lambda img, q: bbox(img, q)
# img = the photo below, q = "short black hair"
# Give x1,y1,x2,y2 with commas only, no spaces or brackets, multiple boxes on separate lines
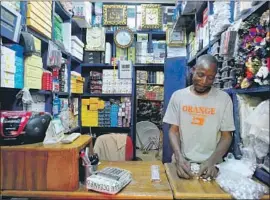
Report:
196,54,218,70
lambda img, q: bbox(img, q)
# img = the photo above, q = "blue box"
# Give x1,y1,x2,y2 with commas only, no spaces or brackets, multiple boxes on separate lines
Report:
14,75,24,88
5,44,24,56
15,56,24,64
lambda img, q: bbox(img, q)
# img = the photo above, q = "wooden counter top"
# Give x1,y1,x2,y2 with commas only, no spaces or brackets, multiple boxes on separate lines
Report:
0,135,91,152
165,163,270,199
2,161,173,200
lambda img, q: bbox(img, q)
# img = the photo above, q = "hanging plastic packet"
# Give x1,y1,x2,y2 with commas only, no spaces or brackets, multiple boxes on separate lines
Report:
43,118,65,144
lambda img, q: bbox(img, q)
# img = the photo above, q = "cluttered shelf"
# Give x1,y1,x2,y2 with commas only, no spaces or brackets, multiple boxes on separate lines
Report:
186,1,268,66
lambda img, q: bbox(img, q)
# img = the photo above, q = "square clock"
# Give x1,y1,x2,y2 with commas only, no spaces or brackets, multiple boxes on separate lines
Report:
103,5,127,25
141,4,162,29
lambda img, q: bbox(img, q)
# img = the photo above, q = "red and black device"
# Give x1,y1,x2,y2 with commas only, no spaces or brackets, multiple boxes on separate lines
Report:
0,111,51,145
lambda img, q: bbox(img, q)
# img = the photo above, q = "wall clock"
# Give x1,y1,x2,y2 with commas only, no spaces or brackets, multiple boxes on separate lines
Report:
141,4,162,29
103,5,127,25
114,27,134,49
85,27,106,51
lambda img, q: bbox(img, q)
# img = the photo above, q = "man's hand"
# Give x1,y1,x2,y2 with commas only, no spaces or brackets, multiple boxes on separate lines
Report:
198,160,219,179
176,158,193,179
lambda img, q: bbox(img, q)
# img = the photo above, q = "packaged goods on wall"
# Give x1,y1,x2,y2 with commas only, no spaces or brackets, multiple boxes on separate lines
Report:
71,36,84,61
24,55,43,90
81,97,131,128
209,1,231,41
71,71,85,94
27,1,52,39
102,70,132,94
72,1,92,28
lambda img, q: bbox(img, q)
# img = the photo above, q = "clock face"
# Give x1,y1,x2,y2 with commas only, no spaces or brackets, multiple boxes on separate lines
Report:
116,31,131,46
86,27,105,51
145,8,158,25
141,4,161,29
114,28,134,48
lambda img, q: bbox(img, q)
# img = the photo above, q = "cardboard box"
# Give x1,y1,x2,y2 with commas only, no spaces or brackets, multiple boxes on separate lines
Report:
26,19,51,39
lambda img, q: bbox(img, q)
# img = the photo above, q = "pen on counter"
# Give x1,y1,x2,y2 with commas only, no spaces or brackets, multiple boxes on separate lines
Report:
80,151,91,165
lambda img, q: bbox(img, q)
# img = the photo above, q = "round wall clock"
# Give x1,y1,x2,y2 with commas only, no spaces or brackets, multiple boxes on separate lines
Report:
114,27,134,49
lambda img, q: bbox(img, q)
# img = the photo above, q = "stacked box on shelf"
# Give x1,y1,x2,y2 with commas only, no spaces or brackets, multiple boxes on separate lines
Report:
116,47,127,61
89,71,102,94
127,42,136,64
70,71,85,94
42,71,52,90
110,104,119,127
62,22,71,53
102,70,132,94
27,2,52,39
118,98,132,128
84,51,102,64
136,71,147,84
5,44,24,88
71,36,84,61
54,13,63,43
81,98,98,127
24,55,43,89
152,41,166,64
72,1,92,28
1,46,16,88
98,102,111,127
136,41,148,64
59,61,68,92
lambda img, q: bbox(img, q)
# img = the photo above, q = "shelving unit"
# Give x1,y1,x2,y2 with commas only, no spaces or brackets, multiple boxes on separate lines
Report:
0,1,82,133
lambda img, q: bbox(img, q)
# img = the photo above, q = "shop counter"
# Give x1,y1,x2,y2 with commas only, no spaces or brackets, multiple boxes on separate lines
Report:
1,135,92,192
1,161,173,200
164,163,270,199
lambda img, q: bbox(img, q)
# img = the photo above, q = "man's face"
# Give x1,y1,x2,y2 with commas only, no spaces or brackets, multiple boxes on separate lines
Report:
192,64,217,94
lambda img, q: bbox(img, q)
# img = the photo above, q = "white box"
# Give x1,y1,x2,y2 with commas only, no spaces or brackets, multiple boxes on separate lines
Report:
62,22,71,53
2,72,15,80
1,78,14,88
